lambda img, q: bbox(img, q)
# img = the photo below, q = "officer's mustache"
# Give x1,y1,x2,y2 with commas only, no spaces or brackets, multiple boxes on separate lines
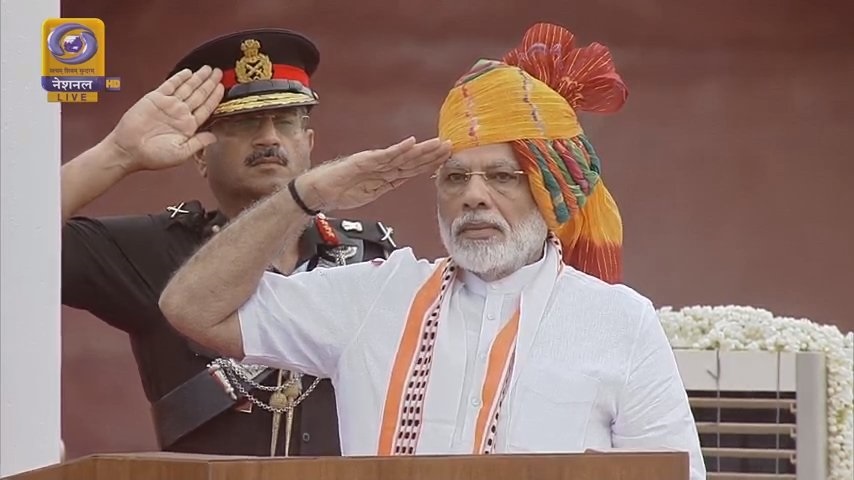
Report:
245,146,289,167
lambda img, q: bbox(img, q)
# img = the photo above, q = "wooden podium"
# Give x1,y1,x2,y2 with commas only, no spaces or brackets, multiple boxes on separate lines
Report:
4,450,689,480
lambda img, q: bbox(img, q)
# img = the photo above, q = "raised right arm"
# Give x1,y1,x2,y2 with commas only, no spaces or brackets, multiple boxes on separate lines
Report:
159,136,451,368
61,140,134,223
61,66,223,223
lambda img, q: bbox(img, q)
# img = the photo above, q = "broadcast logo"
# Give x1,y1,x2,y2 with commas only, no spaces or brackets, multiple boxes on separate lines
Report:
42,18,121,103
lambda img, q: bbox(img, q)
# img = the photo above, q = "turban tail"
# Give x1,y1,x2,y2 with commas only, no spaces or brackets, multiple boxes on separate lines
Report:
437,23,628,284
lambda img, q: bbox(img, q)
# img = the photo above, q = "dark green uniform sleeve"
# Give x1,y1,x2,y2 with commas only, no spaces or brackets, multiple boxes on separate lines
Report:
62,214,167,334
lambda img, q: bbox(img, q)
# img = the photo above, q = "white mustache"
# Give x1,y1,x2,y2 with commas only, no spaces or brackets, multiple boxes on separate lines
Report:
451,211,509,236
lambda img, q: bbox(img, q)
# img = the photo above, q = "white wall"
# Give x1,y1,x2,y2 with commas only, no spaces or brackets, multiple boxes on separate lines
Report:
0,0,62,476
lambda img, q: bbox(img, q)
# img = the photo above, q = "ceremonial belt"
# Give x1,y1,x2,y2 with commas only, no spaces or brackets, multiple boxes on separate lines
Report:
151,364,276,449
151,231,368,450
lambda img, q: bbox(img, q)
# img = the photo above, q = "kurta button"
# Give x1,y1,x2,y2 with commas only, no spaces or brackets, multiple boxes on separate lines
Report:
487,313,495,320
302,432,311,442
471,397,481,407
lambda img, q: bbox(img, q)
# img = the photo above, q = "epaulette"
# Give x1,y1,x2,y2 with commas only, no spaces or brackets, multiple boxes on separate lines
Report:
161,202,398,265
162,200,226,238
300,213,399,266
324,214,398,250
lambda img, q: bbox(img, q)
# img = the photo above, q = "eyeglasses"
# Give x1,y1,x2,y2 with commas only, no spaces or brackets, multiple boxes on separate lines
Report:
431,169,527,195
208,112,309,137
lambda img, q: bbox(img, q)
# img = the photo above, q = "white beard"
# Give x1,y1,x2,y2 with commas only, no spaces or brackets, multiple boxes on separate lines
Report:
438,208,549,280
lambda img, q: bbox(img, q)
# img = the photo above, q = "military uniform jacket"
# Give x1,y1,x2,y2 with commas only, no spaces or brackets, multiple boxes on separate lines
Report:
61,200,397,456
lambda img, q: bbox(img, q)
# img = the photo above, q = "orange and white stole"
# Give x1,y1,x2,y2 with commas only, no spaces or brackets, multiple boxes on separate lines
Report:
375,258,518,455
376,235,565,456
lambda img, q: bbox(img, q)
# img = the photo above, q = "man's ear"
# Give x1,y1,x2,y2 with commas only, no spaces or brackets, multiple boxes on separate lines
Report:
306,128,315,152
194,149,208,178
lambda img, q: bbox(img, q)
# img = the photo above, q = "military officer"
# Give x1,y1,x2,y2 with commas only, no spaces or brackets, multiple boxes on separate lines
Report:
61,28,397,457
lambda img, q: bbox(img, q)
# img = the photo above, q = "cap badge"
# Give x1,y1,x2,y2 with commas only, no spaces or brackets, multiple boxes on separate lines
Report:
235,39,273,83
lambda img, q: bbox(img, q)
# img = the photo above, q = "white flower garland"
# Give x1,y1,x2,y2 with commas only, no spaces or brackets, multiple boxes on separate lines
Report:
656,305,854,480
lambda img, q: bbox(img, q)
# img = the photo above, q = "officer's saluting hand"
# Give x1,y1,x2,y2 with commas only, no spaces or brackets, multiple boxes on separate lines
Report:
61,66,224,222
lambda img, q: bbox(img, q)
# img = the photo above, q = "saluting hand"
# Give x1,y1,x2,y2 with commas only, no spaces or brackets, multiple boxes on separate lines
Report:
297,137,452,212
105,66,224,172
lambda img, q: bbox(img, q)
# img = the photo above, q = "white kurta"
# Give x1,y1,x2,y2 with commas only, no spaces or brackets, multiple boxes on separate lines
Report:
238,243,705,479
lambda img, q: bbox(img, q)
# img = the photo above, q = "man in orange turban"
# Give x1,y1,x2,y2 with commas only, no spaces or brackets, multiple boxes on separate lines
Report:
159,23,704,480
437,23,626,285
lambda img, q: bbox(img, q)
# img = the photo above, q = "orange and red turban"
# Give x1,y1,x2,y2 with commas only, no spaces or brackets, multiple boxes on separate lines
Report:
438,23,628,284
